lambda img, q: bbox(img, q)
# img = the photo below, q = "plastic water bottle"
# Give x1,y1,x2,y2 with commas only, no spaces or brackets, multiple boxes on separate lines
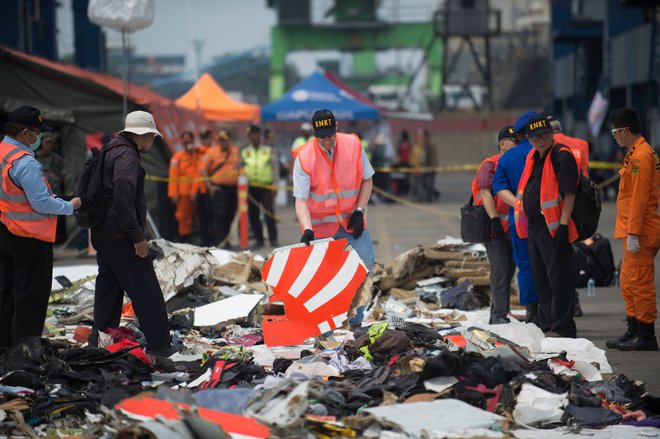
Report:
613,270,620,286
587,278,596,298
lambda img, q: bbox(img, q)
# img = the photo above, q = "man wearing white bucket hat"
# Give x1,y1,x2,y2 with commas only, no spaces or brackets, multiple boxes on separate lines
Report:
89,111,174,356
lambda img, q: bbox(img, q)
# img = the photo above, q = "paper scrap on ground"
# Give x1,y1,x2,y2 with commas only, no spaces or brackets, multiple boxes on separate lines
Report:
365,398,503,439
194,294,263,327
52,265,98,290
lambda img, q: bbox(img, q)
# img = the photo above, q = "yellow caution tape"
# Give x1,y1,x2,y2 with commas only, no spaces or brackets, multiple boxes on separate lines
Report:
146,161,622,184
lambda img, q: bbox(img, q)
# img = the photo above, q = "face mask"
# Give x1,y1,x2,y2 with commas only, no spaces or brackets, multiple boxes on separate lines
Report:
28,131,42,151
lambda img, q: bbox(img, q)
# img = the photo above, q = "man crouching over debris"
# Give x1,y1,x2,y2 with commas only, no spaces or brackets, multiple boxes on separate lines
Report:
292,109,376,328
89,111,173,356
471,126,518,324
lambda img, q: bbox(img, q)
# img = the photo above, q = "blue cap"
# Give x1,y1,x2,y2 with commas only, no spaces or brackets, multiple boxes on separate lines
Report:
513,111,538,135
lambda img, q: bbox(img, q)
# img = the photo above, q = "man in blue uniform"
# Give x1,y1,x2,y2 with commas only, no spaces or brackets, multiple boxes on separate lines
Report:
493,111,539,323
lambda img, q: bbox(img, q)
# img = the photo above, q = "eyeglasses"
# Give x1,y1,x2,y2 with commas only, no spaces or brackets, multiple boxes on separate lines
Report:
611,127,628,136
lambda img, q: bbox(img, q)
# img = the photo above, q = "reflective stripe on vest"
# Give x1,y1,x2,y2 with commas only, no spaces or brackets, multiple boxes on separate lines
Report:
0,141,57,242
242,145,273,184
471,153,510,235
513,143,578,242
297,133,365,238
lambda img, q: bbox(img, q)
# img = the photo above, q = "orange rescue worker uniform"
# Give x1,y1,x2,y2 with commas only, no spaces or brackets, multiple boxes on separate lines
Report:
471,154,510,234
615,136,660,326
294,133,366,238
168,148,203,239
201,141,240,247
555,132,589,177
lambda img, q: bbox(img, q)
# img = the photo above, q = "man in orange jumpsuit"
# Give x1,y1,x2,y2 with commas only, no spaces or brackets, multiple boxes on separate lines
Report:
607,107,660,351
168,131,203,242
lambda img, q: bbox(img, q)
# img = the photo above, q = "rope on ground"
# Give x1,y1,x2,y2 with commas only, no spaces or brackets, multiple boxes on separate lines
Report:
596,173,620,190
246,192,289,223
371,186,459,219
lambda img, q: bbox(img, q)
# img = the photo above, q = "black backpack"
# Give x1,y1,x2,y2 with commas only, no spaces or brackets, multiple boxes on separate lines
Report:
551,145,601,240
73,143,122,228
572,174,601,240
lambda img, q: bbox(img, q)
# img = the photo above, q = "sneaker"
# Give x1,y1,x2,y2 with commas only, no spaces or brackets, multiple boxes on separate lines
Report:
490,316,511,325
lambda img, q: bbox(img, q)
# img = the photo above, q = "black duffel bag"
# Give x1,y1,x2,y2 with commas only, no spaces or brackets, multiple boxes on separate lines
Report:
460,196,490,243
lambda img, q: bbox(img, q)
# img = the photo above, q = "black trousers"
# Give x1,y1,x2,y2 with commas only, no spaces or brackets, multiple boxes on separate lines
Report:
212,185,238,247
527,225,577,337
0,222,53,348
247,186,277,244
484,235,515,320
196,192,214,247
91,235,171,350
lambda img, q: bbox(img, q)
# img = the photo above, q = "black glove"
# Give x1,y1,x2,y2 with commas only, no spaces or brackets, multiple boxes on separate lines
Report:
554,224,570,252
300,229,314,246
490,217,505,239
347,210,364,239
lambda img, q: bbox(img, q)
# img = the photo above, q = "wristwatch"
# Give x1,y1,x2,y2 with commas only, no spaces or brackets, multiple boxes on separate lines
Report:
356,207,365,214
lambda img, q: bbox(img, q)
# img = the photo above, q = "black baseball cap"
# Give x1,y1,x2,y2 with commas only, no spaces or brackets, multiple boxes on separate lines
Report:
526,116,553,138
8,105,50,130
246,123,261,134
312,109,337,138
498,126,516,141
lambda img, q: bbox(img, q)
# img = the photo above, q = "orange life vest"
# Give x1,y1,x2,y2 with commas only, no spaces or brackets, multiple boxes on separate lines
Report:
295,133,366,238
471,153,510,235
514,143,578,242
555,133,589,177
0,141,57,242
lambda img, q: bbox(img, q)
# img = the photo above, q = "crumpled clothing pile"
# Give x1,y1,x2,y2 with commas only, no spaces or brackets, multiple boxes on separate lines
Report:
21,239,660,438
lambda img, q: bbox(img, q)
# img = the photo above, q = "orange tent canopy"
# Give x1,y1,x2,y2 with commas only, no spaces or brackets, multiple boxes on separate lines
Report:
176,73,260,122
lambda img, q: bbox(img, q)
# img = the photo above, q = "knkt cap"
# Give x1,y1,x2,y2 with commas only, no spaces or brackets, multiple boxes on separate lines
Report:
311,109,337,138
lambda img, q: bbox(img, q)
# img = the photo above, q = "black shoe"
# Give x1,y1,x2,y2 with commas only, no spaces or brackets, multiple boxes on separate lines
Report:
490,316,511,325
606,316,638,349
270,241,279,248
617,322,659,351
525,303,539,325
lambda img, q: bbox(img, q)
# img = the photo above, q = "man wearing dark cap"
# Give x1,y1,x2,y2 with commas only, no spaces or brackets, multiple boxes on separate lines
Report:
541,112,590,177
292,109,376,327
471,126,519,324
493,112,540,324
0,105,81,347
514,115,579,338
241,124,279,248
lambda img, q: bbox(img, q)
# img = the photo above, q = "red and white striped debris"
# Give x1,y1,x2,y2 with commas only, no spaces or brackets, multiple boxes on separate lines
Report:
261,238,368,346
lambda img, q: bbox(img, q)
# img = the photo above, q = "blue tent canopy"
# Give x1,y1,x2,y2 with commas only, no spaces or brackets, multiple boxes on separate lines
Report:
261,72,380,122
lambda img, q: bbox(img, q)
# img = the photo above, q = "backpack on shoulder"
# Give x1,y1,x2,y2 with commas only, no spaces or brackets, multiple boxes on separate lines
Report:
551,145,601,240
73,145,116,228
